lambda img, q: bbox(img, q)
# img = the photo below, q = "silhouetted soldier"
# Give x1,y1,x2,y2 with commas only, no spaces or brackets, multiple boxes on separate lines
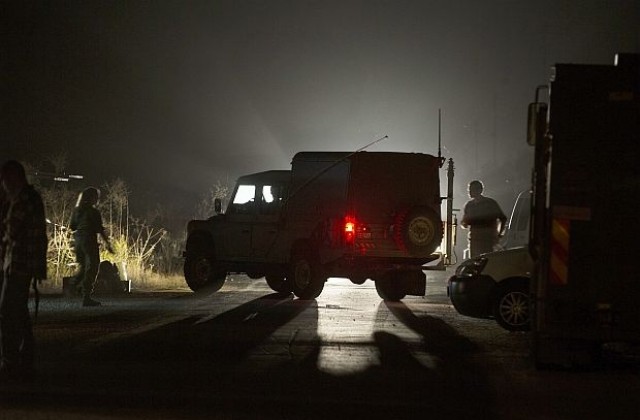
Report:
70,187,113,307
0,160,47,383
461,180,507,257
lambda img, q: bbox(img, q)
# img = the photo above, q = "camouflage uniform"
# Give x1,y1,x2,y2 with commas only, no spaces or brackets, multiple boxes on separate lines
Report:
462,195,507,257
0,184,47,379
70,203,105,300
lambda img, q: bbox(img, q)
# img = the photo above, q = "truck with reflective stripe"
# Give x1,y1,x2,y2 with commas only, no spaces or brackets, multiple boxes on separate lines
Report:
527,53,640,367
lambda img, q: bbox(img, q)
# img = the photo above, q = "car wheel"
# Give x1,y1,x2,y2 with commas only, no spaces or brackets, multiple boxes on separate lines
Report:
375,273,407,301
184,253,226,293
290,249,325,300
493,282,530,331
265,274,292,293
395,206,443,257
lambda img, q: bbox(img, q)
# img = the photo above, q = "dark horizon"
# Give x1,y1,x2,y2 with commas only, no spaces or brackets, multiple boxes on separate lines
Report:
3,0,638,221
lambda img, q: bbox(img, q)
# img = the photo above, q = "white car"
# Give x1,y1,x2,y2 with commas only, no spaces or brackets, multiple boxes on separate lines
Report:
447,246,533,331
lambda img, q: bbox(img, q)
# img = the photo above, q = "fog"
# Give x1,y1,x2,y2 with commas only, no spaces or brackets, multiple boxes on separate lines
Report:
3,0,638,221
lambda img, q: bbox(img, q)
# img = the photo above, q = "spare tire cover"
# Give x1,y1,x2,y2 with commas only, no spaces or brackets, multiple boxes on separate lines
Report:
395,207,443,257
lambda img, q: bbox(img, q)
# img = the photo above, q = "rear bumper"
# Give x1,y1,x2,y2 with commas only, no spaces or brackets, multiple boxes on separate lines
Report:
327,254,439,278
342,253,439,266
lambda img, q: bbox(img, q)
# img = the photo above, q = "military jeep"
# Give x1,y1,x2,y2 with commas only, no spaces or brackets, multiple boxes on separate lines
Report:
184,151,444,300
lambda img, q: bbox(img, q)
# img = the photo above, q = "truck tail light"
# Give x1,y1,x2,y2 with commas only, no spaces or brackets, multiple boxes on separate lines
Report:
344,216,356,245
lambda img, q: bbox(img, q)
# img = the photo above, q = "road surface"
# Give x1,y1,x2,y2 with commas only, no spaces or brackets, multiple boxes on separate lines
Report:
1,270,639,419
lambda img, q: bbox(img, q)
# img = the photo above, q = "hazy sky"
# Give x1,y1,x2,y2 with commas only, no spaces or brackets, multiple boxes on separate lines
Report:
3,0,638,220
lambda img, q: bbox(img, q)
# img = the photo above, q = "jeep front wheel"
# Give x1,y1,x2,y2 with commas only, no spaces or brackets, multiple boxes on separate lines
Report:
184,254,226,293
290,253,325,300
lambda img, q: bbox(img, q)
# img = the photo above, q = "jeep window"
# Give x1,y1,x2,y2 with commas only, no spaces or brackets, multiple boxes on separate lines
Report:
260,185,285,215
229,184,256,214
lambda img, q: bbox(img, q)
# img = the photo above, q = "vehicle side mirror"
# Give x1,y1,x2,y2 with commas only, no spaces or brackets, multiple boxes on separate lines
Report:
527,102,548,146
214,198,222,214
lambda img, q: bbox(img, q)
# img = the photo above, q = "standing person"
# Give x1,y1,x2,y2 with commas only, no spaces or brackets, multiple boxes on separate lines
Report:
0,160,47,383
70,187,113,307
461,180,507,257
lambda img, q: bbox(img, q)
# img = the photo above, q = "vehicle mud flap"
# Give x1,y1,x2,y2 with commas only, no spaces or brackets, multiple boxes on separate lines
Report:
404,270,426,296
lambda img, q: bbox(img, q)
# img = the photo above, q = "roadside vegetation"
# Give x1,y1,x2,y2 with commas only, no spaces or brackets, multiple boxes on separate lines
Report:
25,155,229,292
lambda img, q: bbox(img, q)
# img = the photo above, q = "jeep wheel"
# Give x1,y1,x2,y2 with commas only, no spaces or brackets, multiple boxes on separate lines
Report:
265,275,292,294
290,252,325,300
184,254,226,293
375,273,406,301
350,276,367,285
493,282,530,331
395,207,443,257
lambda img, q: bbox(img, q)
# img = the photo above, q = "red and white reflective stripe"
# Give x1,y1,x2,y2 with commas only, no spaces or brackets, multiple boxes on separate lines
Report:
550,218,570,285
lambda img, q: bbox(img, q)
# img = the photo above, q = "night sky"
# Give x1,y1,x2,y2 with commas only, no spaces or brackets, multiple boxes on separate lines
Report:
3,0,638,221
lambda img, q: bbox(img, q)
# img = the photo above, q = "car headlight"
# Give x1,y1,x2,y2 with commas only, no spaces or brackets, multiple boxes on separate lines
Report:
455,256,488,277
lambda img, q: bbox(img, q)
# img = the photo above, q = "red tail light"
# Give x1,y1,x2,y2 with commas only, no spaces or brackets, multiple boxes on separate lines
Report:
344,216,356,244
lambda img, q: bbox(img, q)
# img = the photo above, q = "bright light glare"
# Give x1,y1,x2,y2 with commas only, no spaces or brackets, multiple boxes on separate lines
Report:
314,279,435,375
262,185,274,203
344,222,355,232
316,279,376,375
233,185,255,204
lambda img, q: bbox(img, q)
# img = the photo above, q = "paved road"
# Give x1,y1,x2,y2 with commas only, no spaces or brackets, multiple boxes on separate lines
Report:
1,270,639,419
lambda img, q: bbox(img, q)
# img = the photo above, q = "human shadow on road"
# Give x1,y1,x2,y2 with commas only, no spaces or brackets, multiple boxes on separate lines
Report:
29,295,496,419
100,292,311,360
382,300,497,417
54,292,316,394
238,300,497,420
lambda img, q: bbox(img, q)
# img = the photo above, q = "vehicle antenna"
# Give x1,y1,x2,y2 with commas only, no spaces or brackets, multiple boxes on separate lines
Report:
438,108,445,168
355,134,389,153
286,135,389,202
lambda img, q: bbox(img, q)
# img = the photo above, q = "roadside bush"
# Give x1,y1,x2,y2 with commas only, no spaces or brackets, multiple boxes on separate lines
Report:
24,156,227,291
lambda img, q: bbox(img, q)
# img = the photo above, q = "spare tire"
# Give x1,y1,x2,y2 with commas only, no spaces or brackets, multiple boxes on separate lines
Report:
394,206,443,257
